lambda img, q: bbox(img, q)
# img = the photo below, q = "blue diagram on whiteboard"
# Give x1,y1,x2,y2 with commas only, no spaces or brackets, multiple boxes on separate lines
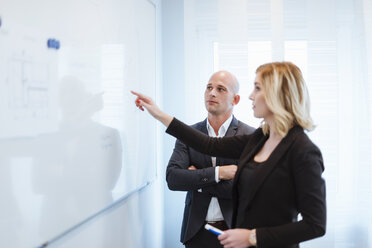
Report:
0,27,58,137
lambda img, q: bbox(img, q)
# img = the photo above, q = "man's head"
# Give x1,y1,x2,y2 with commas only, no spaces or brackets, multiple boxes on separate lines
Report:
204,70,240,117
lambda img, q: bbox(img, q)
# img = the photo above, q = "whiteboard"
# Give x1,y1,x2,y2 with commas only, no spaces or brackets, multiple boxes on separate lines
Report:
0,0,156,246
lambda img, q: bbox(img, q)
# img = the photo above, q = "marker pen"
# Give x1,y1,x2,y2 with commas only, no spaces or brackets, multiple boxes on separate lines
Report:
204,223,225,235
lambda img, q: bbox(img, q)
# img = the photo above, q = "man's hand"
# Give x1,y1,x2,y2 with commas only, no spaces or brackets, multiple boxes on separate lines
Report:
218,165,238,180
188,165,197,170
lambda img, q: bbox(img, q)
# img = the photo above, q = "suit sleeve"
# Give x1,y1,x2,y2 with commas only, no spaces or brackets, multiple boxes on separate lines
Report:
201,179,233,199
166,139,218,191
166,118,248,159
257,145,326,247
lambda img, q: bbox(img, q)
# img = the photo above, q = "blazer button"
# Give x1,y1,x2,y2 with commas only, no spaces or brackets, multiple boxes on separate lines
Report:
202,178,208,182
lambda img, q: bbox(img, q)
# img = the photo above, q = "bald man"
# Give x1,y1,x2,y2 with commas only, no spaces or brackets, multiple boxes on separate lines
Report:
166,71,255,248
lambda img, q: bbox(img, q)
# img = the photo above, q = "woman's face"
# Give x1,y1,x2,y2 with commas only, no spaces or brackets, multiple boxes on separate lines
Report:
249,74,273,120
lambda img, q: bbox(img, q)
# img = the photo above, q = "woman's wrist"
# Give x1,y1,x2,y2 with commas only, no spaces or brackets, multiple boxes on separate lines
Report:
159,112,173,127
249,229,257,247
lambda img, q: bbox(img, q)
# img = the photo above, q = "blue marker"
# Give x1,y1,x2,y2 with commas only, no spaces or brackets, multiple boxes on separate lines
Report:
204,223,225,235
55,40,60,49
47,38,61,50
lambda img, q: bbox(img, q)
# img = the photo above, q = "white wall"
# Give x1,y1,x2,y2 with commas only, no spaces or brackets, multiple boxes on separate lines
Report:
161,0,186,247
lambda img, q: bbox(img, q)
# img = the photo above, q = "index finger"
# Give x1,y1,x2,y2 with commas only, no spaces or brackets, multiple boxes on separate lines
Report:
131,91,149,99
130,90,141,97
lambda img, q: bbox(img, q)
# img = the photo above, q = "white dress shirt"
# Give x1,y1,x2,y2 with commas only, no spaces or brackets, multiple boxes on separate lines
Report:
205,115,233,222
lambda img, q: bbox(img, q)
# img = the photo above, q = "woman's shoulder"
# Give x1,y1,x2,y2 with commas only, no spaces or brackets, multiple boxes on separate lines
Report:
289,126,322,154
288,126,324,171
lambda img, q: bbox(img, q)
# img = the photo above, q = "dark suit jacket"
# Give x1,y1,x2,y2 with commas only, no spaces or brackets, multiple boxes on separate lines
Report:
166,116,255,244
166,118,326,248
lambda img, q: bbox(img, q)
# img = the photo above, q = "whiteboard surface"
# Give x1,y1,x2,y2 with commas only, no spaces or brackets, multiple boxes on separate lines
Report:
0,0,156,246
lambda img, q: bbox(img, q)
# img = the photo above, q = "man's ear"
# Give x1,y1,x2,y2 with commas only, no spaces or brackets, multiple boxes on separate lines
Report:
233,94,240,105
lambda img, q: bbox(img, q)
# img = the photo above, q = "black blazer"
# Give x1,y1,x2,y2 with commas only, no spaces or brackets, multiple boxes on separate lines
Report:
166,117,255,244
166,118,326,248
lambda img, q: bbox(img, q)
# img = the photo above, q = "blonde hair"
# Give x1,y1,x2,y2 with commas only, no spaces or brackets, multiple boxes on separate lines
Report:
256,62,315,137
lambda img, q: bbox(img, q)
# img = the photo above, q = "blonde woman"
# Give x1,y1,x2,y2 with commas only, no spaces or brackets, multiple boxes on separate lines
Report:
132,62,326,248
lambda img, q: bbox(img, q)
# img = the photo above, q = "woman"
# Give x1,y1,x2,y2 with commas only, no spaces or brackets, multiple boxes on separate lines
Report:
132,62,326,248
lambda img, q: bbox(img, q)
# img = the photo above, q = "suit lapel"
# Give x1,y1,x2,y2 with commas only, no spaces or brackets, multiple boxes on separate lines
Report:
234,126,303,210
198,119,212,168
233,130,267,190
199,119,208,135
198,116,241,168
225,116,238,137
216,116,238,166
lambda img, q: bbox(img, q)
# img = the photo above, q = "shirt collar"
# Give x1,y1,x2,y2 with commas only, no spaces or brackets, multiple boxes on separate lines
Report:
206,115,233,137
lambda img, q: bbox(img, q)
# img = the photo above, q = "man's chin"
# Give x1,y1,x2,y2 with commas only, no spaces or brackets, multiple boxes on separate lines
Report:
207,109,220,115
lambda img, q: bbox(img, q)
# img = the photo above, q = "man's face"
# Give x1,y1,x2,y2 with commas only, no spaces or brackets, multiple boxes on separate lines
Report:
204,72,236,116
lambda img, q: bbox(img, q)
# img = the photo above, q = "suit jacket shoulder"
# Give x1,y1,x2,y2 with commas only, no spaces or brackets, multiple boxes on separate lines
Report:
235,120,255,135
191,116,255,136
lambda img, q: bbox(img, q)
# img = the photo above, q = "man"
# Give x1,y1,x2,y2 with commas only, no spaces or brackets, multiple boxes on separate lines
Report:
166,71,255,248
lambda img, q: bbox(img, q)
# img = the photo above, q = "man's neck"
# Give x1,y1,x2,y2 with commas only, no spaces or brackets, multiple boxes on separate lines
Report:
207,112,232,135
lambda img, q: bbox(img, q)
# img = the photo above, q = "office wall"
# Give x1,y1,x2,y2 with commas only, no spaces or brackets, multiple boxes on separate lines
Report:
162,0,186,247
0,0,162,247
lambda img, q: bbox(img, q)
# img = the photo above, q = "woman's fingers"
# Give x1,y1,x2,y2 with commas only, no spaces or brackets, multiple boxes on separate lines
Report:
131,90,173,127
130,90,142,98
131,90,152,104
134,98,144,111
132,91,150,111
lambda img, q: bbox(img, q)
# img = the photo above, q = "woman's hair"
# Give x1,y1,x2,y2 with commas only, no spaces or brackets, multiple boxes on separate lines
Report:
256,61,315,137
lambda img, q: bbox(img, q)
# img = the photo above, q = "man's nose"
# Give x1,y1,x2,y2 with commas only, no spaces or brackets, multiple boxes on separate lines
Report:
209,88,217,97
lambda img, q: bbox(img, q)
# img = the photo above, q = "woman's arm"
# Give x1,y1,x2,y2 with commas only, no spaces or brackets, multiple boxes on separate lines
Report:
131,91,248,159
166,118,247,159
